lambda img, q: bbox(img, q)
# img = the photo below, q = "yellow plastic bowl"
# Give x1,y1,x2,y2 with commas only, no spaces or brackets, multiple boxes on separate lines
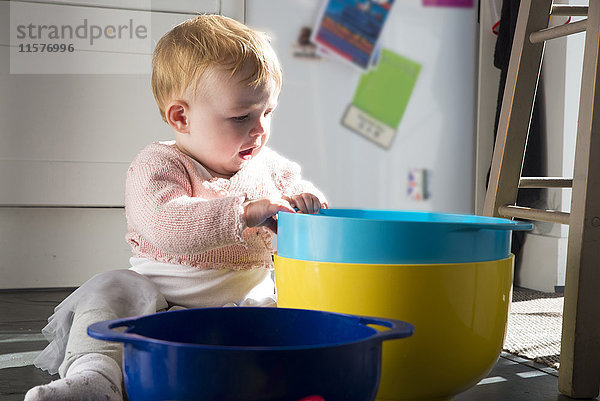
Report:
275,255,514,401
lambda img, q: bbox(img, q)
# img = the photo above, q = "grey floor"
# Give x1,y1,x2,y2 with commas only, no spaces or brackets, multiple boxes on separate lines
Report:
0,289,597,401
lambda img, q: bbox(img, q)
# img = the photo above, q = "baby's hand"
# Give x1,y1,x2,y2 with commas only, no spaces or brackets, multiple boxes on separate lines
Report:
284,193,326,214
243,197,296,233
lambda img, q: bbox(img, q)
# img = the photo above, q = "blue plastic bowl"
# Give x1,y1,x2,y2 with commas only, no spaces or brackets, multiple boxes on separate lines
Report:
88,307,414,401
277,209,532,264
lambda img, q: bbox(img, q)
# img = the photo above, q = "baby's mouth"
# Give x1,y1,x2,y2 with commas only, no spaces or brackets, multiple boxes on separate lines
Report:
239,147,254,160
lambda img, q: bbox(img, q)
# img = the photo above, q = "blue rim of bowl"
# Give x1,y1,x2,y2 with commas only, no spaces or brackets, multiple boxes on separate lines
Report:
279,209,533,231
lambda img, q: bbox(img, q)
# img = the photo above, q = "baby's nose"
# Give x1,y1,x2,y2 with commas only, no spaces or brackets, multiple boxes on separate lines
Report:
250,119,265,135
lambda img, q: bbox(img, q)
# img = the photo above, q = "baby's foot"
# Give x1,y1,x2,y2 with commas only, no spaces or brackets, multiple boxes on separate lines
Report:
25,353,122,401
24,370,122,401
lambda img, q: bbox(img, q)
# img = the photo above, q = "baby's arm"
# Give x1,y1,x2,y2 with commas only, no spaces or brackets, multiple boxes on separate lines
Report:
126,155,248,254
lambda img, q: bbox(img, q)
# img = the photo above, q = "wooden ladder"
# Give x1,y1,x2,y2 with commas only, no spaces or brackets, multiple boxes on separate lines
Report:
483,0,600,397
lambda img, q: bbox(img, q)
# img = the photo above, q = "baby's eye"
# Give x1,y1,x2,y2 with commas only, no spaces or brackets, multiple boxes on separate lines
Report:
232,114,249,122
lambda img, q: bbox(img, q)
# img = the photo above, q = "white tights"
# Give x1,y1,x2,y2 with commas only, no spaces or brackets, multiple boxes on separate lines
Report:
27,266,276,400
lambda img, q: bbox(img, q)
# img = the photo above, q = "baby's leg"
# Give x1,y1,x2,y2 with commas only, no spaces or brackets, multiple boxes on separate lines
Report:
25,269,167,401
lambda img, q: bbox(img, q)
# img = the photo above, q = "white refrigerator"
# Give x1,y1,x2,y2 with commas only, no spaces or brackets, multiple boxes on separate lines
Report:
246,0,478,213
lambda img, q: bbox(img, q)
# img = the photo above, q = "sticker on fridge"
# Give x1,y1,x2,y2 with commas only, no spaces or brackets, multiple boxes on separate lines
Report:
342,49,421,148
407,168,430,201
311,0,395,70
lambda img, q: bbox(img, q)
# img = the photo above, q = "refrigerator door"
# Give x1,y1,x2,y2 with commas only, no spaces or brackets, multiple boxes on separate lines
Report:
246,0,477,213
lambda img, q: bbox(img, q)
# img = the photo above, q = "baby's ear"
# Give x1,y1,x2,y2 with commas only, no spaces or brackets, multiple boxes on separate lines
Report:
165,100,190,134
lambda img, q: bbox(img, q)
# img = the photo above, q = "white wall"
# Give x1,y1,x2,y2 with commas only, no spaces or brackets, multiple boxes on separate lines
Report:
0,207,131,288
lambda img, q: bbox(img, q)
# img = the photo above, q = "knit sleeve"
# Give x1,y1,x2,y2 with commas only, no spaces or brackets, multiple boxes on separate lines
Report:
125,150,246,255
266,149,327,204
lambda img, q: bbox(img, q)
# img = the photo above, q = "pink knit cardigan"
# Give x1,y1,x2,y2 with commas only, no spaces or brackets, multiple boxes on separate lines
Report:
125,141,325,270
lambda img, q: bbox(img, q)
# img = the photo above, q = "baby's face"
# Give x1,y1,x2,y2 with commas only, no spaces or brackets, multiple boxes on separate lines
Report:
178,66,279,178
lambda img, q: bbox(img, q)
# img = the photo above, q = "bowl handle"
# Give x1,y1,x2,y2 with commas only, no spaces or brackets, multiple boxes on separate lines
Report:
359,316,414,342
87,316,146,345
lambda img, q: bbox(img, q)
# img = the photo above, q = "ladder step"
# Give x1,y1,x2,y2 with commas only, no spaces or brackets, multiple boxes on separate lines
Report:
551,5,588,16
519,177,573,188
530,18,587,43
498,205,570,225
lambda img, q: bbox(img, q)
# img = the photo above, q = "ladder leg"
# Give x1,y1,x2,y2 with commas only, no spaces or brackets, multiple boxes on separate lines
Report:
559,0,600,397
483,0,552,217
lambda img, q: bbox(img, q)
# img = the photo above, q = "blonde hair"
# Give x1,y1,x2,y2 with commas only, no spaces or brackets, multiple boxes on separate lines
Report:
152,14,282,121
